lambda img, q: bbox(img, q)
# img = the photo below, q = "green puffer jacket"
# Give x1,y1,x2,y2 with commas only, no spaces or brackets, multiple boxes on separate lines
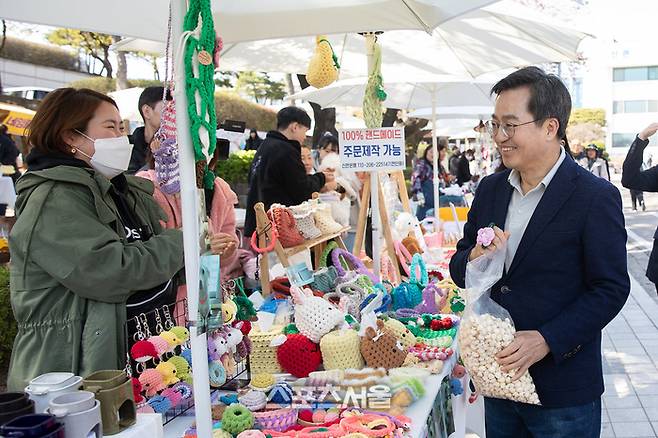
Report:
7,165,184,391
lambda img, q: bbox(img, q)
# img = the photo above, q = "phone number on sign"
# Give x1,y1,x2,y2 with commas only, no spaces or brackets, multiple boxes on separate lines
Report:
343,161,405,169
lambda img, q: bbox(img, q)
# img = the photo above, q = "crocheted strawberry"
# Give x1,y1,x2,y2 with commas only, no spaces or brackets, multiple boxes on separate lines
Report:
275,333,322,377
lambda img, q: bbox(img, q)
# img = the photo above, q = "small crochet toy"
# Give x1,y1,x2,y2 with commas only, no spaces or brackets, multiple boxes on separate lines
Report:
290,286,345,343
238,390,267,412
131,377,144,404
212,403,226,421
269,382,294,406
209,361,227,387
148,335,171,358
221,324,244,354
168,356,192,380
220,394,239,405
156,361,180,386
221,404,255,435
208,332,229,361
173,382,193,400
214,430,233,438
360,320,408,369
160,330,183,349
162,387,183,408
294,210,322,239
249,373,276,392
382,319,417,349
148,395,172,414
306,35,340,88
170,326,190,343
233,320,252,336
131,340,159,364
272,333,322,378
222,300,238,324
476,226,495,247
181,348,193,365
139,369,166,397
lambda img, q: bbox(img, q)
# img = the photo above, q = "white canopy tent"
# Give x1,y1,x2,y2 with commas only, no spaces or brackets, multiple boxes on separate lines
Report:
2,0,495,43
409,105,493,120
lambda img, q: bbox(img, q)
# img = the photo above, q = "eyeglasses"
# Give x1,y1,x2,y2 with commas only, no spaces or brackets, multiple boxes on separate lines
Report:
485,119,540,139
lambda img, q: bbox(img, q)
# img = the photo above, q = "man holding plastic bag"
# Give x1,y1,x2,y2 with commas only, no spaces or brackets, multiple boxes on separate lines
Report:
449,67,630,438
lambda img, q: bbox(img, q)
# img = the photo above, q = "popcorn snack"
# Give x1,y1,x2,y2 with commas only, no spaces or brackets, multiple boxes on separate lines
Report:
459,313,540,405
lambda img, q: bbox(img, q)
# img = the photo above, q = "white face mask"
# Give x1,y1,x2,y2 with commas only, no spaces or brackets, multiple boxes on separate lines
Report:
75,130,134,179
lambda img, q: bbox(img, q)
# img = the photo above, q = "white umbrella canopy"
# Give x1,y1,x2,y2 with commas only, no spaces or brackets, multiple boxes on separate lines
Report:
409,105,493,120
288,75,494,110
108,87,145,122
115,1,587,79
2,0,495,43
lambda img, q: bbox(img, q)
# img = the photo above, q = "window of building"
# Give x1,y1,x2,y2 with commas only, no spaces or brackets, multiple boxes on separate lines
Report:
613,101,624,114
624,100,647,113
612,133,637,148
613,66,658,81
650,100,658,112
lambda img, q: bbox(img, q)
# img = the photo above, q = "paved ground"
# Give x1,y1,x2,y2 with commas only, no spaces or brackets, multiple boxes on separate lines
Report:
602,172,658,437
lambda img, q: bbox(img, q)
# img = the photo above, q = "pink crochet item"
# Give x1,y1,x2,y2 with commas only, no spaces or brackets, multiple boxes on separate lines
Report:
162,387,183,407
139,369,166,397
476,227,495,247
148,335,171,358
253,408,298,432
237,431,266,438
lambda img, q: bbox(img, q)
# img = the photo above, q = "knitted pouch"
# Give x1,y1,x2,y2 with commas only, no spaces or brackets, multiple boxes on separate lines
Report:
248,326,284,374
268,205,305,248
392,254,428,310
306,35,339,89
320,329,364,370
294,211,322,240
311,266,338,293
313,204,344,235
331,248,379,285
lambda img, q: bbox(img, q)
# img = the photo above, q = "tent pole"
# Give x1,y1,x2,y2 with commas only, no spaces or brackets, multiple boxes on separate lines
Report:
172,0,213,436
365,33,381,278
432,85,440,228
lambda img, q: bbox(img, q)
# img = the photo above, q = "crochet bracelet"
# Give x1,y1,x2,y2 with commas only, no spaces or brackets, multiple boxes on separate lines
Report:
409,254,428,288
250,228,278,254
340,414,396,437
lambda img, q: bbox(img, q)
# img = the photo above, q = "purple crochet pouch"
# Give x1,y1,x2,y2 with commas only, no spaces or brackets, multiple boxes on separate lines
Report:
154,138,180,195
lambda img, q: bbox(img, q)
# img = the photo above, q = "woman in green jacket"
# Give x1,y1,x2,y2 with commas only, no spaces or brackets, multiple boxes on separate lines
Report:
7,88,184,391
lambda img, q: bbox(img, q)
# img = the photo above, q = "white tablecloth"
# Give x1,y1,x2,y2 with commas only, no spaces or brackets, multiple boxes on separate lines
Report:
0,176,16,208
113,413,164,438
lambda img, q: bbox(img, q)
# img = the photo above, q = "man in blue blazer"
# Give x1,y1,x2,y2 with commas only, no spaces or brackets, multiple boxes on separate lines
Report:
449,67,630,438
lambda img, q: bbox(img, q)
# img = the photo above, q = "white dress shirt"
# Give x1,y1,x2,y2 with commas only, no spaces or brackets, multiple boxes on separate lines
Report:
504,148,567,270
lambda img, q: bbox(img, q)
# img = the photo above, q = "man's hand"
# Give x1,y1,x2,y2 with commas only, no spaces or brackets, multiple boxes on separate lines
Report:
468,226,509,261
496,330,550,381
639,123,658,141
210,232,237,262
322,181,338,192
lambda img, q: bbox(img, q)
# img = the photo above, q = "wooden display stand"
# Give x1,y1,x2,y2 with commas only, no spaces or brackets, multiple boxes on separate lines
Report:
353,170,410,281
253,202,349,296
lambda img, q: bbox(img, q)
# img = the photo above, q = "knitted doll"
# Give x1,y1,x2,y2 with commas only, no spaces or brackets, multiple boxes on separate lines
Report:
360,320,408,369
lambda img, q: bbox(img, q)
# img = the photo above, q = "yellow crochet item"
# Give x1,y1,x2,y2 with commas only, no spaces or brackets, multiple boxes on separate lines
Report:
306,35,339,89
156,362,180,386
320,329,364,370
213,429,233,438
250,373,276,391
222,300,238,324
248,326,283,374
383,319,417,349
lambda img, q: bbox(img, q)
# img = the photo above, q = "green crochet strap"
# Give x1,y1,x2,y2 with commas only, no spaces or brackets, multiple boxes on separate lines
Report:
318,38,340,70
283,323,299,335
407,325,458,339
234,287,256,321
319,241,347,269
183,0,217,162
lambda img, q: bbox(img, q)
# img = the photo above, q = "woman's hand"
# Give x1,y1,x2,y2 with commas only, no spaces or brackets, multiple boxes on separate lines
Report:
210,232,237,263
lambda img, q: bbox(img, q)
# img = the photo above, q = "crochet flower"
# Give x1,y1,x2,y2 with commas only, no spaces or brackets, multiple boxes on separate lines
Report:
476,227,495,247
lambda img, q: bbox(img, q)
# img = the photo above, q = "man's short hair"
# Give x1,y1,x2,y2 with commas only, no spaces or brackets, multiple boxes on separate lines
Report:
138,86,171,121
277,106,311,130
490,66,572,141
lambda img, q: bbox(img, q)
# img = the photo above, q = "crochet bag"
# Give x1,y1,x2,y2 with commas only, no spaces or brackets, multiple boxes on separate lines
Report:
290,286,345,343
273,333,322,378
313,203,344,235
320,329,364,370
269,205,305,248
248,325,284,374
311,266,338,293
392,254,427,310
294,211,322,240
306,35,340,89
253,408,298,432
331,248,379,285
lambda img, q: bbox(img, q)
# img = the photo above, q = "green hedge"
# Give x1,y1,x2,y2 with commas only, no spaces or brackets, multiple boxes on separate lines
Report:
215,91,276,132
0,266,15,368
0,37,82,72
68,78,164,94
214,150,256,184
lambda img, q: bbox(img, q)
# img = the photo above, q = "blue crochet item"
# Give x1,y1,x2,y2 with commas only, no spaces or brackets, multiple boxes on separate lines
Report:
359,290,391,314
269,382,294,406
181,349,193,366
220,394,239,405
148,395,172,413
392,254,427,310
450,378,464,396
209,361,227,387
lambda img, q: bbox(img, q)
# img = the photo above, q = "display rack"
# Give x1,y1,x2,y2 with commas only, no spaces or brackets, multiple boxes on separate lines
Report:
252,202,349,295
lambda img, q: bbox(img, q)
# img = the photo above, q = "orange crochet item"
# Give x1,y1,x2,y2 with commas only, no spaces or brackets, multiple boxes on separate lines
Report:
268,205,305,248
402,236,423,256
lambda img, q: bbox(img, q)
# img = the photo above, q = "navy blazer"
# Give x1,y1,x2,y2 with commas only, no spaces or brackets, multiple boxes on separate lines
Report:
449,155,630,408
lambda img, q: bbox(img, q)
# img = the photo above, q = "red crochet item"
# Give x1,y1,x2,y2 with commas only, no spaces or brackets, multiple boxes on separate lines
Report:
270,277,324,299
233,320,252,336
276,334,322,377
131,377,144,404
298,410,314,423
268,206,305,248
131,339,159,362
